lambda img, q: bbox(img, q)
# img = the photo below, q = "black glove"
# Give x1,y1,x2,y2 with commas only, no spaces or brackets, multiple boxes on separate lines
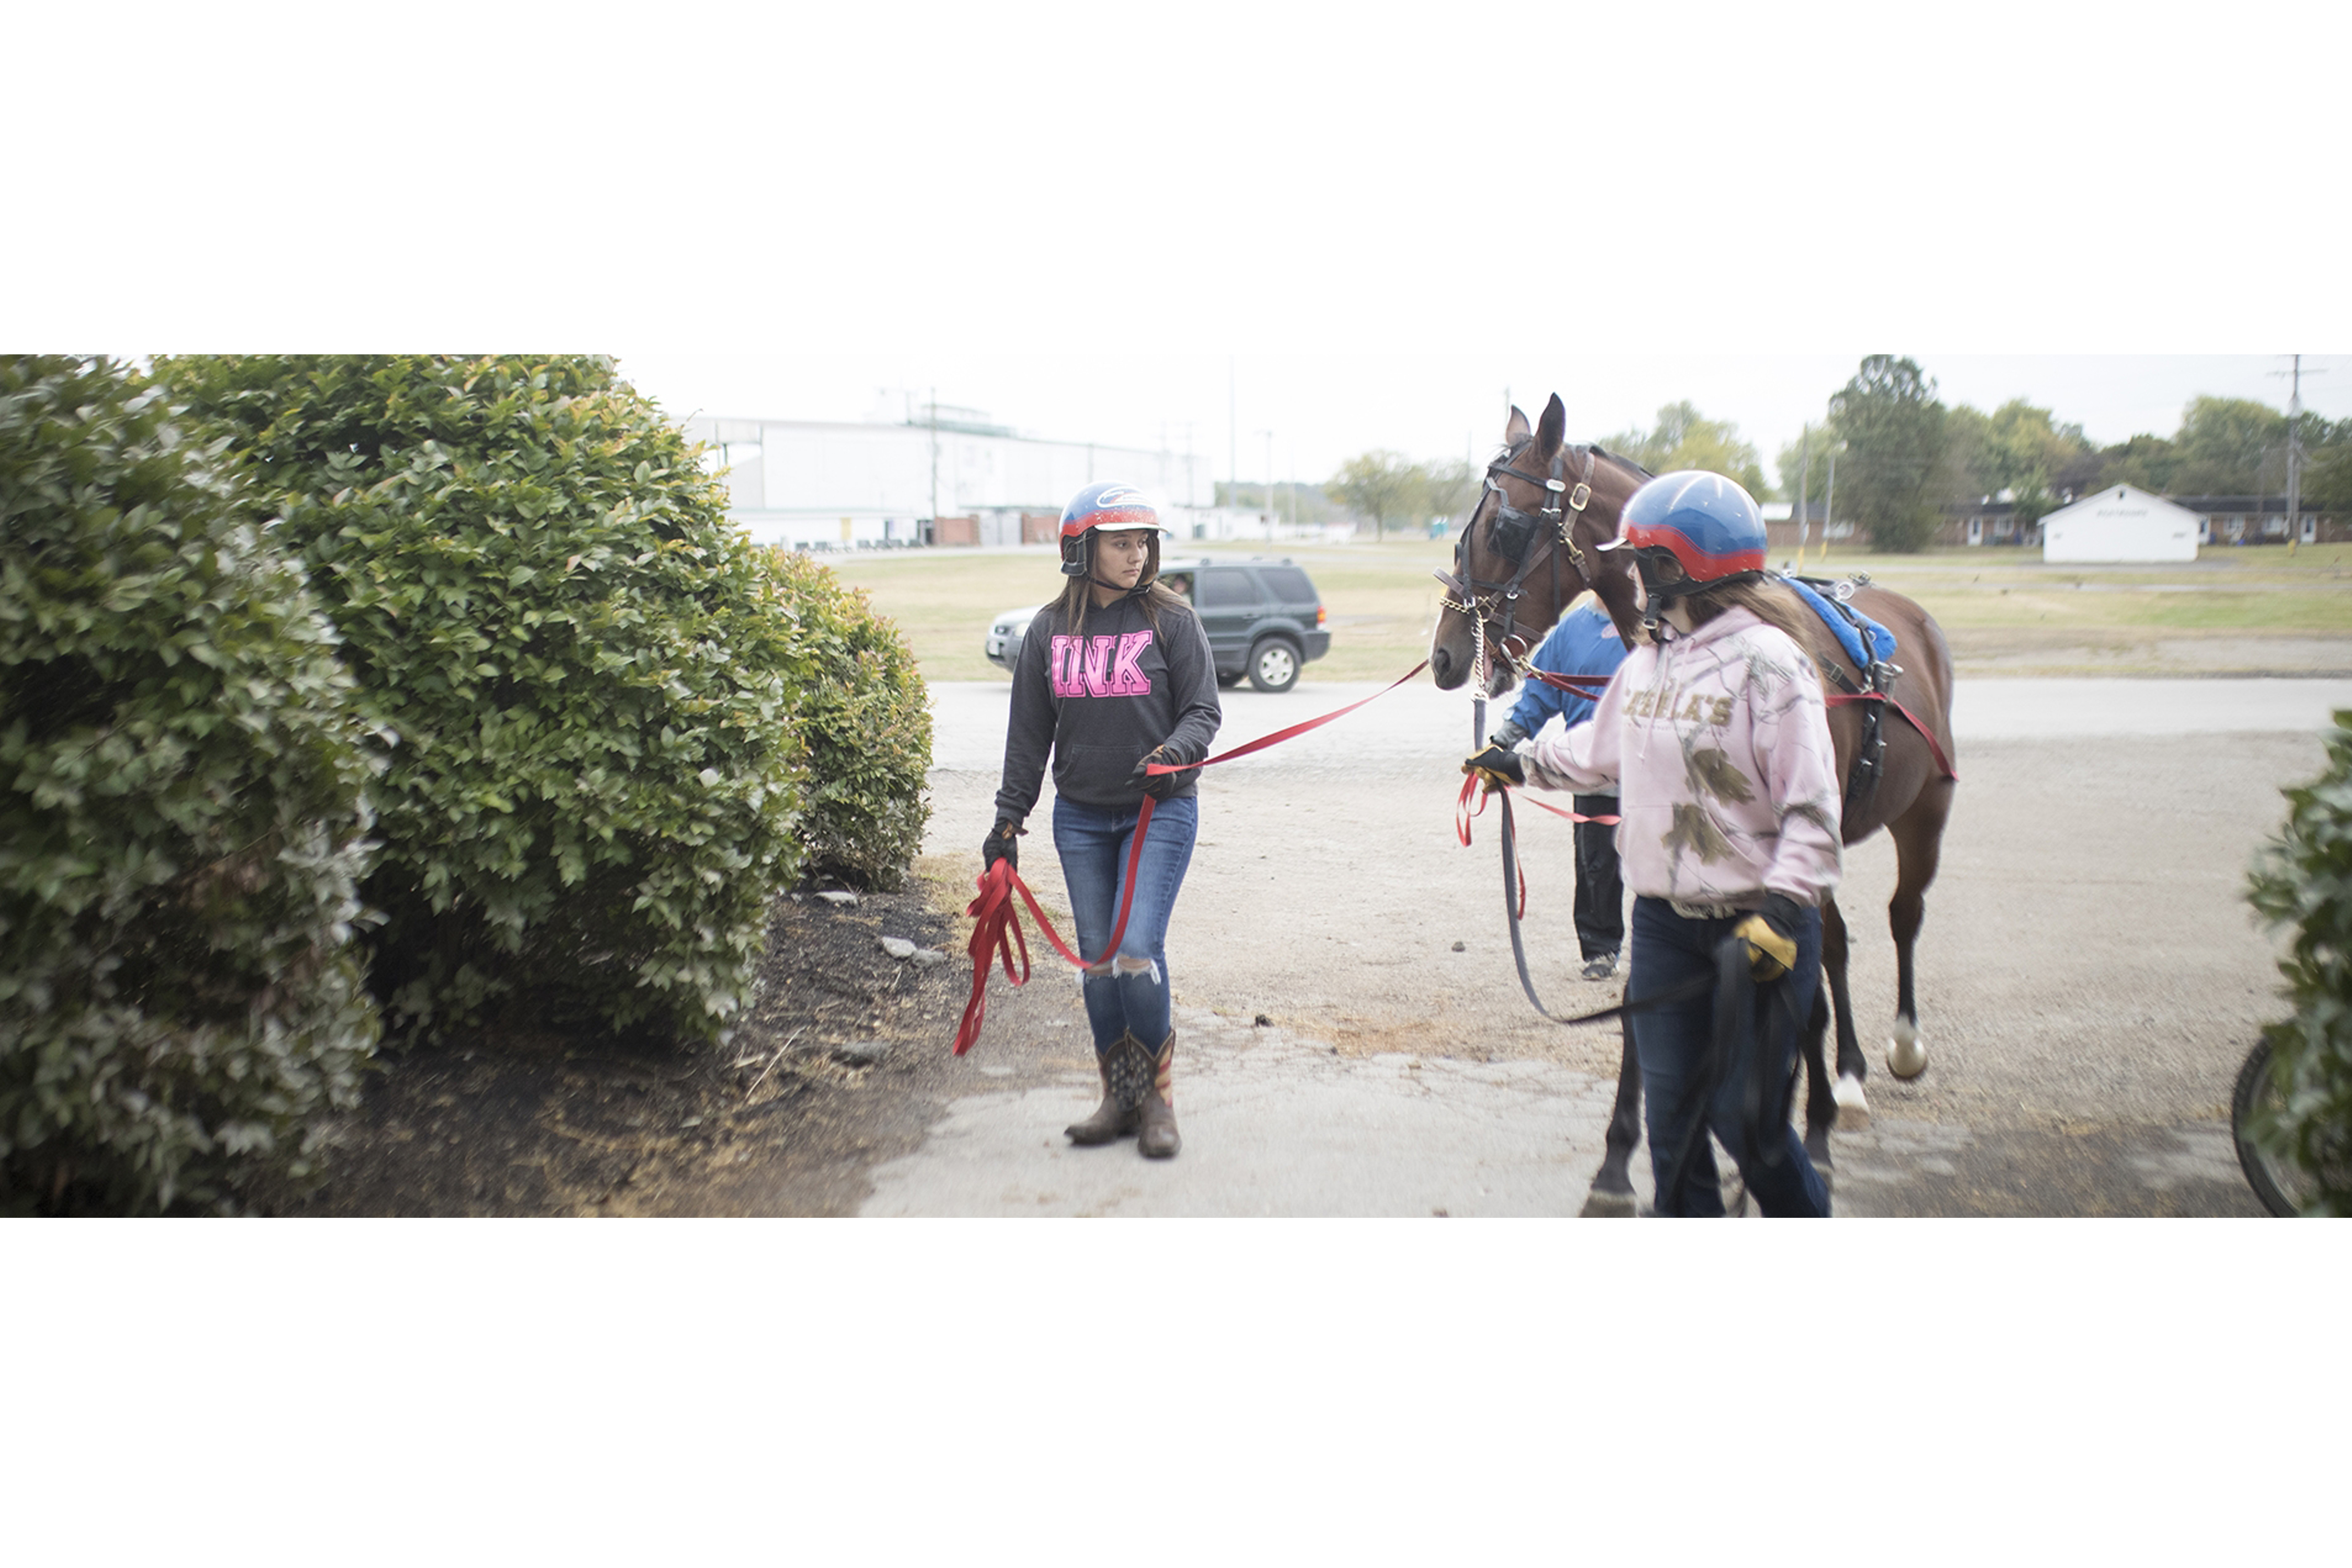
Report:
981,816,1021,874
1732,892,1805,981
1128,744,1191,801
1489,718,1529,749
1462,743,1525,790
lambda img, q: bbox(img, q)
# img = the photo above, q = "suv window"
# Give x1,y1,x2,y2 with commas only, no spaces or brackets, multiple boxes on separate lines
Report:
1194,570,1259,608
1258,567,1315,604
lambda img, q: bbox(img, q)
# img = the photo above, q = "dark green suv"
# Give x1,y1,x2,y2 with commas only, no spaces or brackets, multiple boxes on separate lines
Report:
983,557,1330,693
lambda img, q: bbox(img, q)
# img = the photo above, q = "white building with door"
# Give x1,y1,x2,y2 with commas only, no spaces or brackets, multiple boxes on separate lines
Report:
679,409,1215,550
2040,483,2202,563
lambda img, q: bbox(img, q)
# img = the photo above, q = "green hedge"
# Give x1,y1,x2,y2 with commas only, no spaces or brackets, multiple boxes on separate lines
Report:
765,547,930,889
2246,709,2352,1213
1,356,381,1213
159,355,810,1044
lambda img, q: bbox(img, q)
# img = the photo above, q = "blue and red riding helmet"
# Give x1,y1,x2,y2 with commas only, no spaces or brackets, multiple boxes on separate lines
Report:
1059,481,1168,577
1602,470,1767,597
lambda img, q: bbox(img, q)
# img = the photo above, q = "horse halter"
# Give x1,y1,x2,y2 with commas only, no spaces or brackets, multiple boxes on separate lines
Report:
1435,437,1599,681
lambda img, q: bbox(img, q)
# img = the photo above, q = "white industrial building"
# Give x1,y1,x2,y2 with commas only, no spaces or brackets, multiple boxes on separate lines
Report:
680,406,1224,550
2039,483,2203,562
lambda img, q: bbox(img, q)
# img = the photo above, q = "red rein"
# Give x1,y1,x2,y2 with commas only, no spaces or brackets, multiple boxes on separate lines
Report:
953,661,1431,1055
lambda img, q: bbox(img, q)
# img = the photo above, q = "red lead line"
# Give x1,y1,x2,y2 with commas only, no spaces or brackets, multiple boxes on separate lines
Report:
956,662,1429,1056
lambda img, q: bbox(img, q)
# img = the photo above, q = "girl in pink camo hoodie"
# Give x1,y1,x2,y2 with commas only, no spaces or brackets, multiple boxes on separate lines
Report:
1518,603,1843,912
1468,470,1839,1216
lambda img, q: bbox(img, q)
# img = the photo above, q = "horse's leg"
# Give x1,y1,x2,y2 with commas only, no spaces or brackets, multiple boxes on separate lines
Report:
1580,1015,1643,1217
1801,984,1837,1172
1884,777,1955,1080
1821,893,1871,1131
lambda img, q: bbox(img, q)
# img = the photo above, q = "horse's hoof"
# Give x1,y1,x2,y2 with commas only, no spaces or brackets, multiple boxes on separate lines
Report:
1832,1072,1872,1131
1886,1019,1928,1080
1579,1187,1639,1218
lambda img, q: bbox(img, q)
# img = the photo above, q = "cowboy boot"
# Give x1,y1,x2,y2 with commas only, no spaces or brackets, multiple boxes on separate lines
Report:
1136,1032,1181,1159
1065,1032,1149,1145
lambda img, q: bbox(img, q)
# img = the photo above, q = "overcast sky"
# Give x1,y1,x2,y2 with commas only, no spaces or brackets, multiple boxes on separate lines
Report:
10,6,2348,491
610,352,2350,489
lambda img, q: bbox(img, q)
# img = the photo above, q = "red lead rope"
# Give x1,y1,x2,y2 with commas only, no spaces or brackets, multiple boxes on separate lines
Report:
953,661,1432,1055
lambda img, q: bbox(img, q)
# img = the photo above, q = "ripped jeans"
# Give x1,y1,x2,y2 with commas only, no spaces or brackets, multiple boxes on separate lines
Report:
1052,794,1198,1054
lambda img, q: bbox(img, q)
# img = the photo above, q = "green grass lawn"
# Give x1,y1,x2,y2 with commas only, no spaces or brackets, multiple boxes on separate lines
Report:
825,539,2352,685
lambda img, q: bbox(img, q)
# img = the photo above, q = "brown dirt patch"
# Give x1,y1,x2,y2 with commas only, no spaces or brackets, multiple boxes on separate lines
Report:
255,856,1034,1216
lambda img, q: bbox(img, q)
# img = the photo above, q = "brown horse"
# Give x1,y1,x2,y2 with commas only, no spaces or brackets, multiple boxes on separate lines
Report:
1431,395,1959,1213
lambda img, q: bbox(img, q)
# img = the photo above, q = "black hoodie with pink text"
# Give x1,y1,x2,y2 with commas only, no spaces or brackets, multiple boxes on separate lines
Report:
994,593,1222,820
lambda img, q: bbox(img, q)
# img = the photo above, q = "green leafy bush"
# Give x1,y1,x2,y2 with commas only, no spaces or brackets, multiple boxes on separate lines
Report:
765,547,930,889
159,355,810,1044
2246,709,2352,1213
1,356,381,1213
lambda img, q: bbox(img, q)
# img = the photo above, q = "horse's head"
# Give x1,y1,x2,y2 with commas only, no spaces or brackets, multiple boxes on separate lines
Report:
1429,393,1647,694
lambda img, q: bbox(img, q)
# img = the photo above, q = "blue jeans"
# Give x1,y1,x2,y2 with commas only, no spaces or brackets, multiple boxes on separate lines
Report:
1052,795,1198,1053
1627,896,1830,1218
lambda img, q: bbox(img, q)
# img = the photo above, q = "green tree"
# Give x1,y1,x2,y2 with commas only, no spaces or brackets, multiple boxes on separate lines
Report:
2304,418,2352,516
1775,419,1843,508
1606,401,1771,497
1982,399,2093,497
2169,395,2289,494
2096,432,2179,493
1328,451,1423,540
1417,458,1478,529
1828,355,1948,552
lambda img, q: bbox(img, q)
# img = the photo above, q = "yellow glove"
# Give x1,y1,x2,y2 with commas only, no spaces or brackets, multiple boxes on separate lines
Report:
1462,743,1525,791
1732,894,1803,981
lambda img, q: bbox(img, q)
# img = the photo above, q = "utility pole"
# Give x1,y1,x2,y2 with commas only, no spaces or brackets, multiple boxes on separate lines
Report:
1260,429,1275,543
1822,449,1837,564
928,386,939,534
2270,354,2325,554
1228,356,1237,526
1796,426,1813,560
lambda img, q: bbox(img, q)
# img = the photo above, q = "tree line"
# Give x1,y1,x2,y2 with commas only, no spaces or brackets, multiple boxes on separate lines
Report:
1317,358,2349,552
1775,355,2352,551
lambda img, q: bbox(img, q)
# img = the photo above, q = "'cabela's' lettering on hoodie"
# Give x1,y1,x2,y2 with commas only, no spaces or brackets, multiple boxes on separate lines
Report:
1520,606,1843,909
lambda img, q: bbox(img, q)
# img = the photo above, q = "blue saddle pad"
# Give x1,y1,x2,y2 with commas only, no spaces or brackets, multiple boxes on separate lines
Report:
1781,575,1896,667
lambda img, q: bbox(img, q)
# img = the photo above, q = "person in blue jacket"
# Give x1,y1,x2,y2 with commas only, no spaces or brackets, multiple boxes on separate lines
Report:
1486,595,1631,979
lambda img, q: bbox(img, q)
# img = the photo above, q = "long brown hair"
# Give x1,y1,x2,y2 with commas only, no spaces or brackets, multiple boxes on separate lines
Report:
1679,576,1825,682
1052,530,1186,637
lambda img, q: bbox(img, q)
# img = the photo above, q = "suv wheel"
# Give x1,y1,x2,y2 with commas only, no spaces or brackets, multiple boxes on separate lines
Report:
1247,638,1300,694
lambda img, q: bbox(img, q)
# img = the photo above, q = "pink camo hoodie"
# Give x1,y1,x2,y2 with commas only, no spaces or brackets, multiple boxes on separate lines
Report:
1519,606,1843,909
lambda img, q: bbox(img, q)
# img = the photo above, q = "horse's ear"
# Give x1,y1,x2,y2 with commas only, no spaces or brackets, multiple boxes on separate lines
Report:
1536,394,1566,460
1504,404,1530,446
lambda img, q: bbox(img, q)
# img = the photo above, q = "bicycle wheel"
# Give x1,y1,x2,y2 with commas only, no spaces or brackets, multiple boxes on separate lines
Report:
2232,1037,2315,1217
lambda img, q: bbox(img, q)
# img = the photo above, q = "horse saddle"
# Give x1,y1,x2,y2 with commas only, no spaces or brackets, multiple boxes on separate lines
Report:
1779,573,1896,671
1779,573,1899,827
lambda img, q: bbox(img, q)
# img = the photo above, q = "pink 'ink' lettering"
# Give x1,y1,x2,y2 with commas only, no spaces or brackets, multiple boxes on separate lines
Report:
1108,630,1154,695
1050,631,1156,698
1080,636,1115,696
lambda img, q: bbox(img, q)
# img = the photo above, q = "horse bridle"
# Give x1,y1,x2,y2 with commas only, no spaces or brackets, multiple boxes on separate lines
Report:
1435,437,1600,681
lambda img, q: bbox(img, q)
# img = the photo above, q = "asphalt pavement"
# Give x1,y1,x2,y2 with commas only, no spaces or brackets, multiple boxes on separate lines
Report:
869,674,2352,1217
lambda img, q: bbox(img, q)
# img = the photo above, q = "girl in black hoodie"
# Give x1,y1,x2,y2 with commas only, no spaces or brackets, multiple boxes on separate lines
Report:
986,483,1221,1158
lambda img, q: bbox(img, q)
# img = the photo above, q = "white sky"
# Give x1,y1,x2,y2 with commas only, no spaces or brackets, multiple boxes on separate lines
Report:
9,4,2349,488
610,351,2352,488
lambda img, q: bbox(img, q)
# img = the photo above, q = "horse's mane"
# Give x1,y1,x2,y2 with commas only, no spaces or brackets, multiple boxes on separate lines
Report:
1589,444,1654,481
1487,435,1654,484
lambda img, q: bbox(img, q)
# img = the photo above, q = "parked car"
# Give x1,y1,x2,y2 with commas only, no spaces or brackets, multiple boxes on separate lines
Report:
983,557,1331,693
